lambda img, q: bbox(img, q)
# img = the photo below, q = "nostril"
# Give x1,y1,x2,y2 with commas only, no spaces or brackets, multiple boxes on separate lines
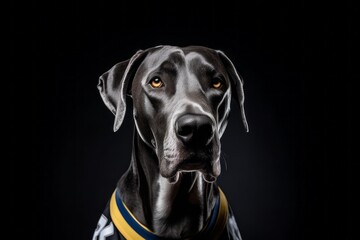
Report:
176,117,196,144
178,124,193,137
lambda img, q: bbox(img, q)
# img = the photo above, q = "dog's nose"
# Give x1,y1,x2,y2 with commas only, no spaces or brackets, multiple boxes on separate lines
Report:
176,114,214,146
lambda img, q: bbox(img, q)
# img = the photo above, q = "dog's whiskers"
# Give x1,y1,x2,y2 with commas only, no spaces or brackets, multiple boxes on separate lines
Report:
220,153,228,172
188,171,199,193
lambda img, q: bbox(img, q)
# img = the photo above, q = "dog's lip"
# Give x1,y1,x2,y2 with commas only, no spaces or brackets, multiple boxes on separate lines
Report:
166,170,218,184
178,160,207,170
202,172,217,183
167,172,180,184
162,155,220,184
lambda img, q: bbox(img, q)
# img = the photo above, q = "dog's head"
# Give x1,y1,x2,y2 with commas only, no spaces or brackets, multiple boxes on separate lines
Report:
98,45,248,183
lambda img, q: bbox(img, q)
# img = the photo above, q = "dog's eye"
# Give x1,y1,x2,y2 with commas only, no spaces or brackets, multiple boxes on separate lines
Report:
149,77,164,88
211,78,223,89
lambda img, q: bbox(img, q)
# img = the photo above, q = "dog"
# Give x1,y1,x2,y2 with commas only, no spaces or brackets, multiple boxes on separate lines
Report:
92,45,249,240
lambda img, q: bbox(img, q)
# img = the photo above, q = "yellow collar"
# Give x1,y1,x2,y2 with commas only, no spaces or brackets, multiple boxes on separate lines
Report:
109,187,229,239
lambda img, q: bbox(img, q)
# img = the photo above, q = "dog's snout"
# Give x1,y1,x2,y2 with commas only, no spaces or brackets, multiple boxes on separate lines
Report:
176,114,214,146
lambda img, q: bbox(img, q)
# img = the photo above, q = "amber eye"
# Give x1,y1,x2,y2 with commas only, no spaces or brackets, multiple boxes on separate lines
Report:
212,78,223,89
149,77,164,88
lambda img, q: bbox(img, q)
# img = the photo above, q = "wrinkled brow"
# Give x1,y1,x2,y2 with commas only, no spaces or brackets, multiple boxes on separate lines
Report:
158,60,178,75
191,60,218,78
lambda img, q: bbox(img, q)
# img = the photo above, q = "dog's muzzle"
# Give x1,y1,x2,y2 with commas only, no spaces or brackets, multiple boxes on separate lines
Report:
169,113,218,183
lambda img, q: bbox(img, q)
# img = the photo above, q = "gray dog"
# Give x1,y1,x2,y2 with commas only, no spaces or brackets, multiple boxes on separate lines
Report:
93,45,248,240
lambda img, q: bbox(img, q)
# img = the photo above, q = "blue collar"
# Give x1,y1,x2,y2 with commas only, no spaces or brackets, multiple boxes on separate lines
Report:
109,187,229,239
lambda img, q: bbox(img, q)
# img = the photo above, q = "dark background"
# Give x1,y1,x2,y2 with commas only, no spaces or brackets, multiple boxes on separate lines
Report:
21,0,356,239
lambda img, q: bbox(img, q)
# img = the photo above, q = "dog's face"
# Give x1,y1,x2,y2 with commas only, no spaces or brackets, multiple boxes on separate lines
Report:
98,45,248,183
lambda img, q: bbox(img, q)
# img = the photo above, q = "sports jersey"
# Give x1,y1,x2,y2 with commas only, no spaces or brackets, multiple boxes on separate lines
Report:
92,188,231,240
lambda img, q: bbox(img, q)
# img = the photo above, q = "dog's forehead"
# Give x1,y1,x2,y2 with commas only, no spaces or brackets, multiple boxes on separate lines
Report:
142,46,224,72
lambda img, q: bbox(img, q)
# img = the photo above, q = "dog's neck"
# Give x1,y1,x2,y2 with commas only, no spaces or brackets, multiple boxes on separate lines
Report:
117,133,218,238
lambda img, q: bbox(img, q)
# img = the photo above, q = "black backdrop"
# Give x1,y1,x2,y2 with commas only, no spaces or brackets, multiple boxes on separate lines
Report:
24,0,356,239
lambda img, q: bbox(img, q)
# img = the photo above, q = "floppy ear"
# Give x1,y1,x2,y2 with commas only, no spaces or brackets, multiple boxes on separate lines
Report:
97,50,147,132
217,50,249,132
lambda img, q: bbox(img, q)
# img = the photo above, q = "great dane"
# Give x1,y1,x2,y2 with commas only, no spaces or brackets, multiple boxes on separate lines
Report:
93,45,248,240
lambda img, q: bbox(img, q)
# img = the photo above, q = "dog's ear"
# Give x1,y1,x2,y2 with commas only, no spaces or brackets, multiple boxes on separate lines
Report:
98,50,147,132
217,50,249,132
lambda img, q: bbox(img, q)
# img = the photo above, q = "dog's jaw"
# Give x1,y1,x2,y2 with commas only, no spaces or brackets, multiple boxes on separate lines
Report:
165,169,219,184
160,135,222,184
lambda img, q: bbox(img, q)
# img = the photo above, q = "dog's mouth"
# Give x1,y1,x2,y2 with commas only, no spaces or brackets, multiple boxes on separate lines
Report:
162,156,221,184
167,170,218,184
